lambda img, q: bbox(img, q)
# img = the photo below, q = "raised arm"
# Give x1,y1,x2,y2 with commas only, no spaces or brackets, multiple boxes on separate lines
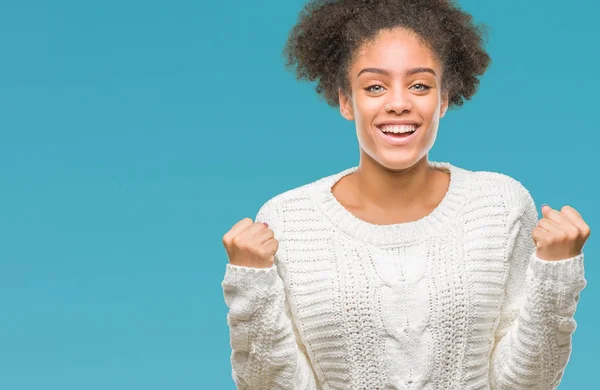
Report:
221,199,319,389
489,181,587,389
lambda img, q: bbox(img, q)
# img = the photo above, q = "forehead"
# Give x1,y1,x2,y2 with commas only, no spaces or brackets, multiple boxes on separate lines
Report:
352,28,440,75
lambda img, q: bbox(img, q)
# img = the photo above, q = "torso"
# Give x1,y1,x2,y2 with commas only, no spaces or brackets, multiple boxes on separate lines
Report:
272,166,512,389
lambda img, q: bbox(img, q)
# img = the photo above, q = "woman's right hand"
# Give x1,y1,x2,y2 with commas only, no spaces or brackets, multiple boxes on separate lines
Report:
222,218,279,268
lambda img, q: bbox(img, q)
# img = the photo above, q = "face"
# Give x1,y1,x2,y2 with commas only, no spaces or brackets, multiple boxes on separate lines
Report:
339,27,449,170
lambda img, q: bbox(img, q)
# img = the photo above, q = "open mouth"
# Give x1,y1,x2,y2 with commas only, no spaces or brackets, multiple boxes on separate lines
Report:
377,124,417,136
376,124,419,144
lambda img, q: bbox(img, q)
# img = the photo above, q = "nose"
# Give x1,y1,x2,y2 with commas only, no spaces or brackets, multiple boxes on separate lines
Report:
385,89,413,114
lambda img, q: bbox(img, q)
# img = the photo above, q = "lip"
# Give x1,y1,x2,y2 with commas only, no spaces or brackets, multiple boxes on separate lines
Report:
375,120,421,127
376,124,420,146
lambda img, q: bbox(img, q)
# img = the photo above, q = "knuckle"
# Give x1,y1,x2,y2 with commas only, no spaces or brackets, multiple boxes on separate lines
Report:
222,235,231,246
231,235,243,248
238,218,251,227
580,223,591,235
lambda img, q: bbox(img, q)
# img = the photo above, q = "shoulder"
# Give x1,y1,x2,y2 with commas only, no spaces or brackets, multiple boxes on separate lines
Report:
459,167,539,239
254,171,334,234
465,166,536,217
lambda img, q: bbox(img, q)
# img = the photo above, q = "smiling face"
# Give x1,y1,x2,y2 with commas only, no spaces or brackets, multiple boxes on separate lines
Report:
339,27,449,170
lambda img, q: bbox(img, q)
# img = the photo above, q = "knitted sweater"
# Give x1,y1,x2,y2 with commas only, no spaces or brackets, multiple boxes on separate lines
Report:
221,160,586,390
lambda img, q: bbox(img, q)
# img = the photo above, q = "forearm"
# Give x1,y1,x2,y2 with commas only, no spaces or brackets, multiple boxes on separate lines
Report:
223,263,319,390
490,252,586,389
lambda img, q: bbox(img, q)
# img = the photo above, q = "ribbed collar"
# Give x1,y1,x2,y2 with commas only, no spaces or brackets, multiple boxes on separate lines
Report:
309,161,472,246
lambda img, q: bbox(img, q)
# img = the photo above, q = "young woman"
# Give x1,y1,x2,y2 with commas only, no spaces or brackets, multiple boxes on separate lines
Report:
221,0,591,389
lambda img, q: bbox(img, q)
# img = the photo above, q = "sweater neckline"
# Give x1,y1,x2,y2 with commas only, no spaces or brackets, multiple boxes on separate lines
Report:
310,160,471,246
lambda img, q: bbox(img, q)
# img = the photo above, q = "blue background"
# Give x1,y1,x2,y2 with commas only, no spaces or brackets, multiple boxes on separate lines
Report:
0,0,597,388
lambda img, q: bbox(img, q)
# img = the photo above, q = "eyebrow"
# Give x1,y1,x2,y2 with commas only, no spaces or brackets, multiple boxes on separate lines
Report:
356,67,437,79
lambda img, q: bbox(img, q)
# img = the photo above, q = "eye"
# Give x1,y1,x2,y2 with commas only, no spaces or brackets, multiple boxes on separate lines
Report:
411,83,431,91
365,83,432,93
365,84,385,93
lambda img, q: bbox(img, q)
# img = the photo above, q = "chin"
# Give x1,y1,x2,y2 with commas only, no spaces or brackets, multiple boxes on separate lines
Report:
374,153,423,172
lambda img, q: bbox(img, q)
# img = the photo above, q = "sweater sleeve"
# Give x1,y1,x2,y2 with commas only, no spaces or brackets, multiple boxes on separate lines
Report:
489,181,587,389
221,198,319,390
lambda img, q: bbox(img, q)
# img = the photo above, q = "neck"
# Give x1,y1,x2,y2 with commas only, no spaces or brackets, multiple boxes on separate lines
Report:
351,155,437,212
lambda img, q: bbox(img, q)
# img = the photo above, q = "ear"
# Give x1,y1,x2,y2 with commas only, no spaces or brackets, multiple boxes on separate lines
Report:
440,91,449,118
338,87,354,121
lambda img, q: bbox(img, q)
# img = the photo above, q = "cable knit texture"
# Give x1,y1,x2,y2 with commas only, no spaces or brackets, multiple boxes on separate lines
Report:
221,161,586,390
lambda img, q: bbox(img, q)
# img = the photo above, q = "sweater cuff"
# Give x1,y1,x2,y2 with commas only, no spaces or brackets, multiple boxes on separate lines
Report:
528,252,585,282
224,263,279,287
527,252,586,312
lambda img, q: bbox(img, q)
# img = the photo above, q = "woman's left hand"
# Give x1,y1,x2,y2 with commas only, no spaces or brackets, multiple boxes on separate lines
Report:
532,205,591,261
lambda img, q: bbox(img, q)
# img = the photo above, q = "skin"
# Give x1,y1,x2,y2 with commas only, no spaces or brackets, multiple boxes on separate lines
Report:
333,26,591,260
335,27,450,225
222,29,591,269
534,205,590,261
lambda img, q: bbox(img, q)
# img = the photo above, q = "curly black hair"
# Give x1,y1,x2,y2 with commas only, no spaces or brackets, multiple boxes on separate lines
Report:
282,0,491,109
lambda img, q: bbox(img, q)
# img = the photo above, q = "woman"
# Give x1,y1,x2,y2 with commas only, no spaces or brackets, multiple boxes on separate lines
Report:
221,0,591,389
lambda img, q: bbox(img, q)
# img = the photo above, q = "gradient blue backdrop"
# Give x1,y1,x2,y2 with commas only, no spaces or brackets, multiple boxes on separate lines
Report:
0,0,597,388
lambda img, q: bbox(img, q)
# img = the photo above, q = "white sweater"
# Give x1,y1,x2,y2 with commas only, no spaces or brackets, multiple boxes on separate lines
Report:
221,160,586,390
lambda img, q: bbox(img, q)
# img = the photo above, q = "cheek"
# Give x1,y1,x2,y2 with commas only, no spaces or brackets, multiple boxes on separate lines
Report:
416,96,440,116
354,98,380,124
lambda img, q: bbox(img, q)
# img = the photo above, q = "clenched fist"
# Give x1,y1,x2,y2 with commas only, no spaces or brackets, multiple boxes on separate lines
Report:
532,204,591,261
222,218,279,268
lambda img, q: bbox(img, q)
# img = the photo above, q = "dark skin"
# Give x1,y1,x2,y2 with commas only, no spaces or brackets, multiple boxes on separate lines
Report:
332,166,449,225
332,27,591,261
333,27,450,225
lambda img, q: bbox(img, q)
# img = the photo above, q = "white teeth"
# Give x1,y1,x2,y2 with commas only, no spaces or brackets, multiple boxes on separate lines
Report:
380,124,417,133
